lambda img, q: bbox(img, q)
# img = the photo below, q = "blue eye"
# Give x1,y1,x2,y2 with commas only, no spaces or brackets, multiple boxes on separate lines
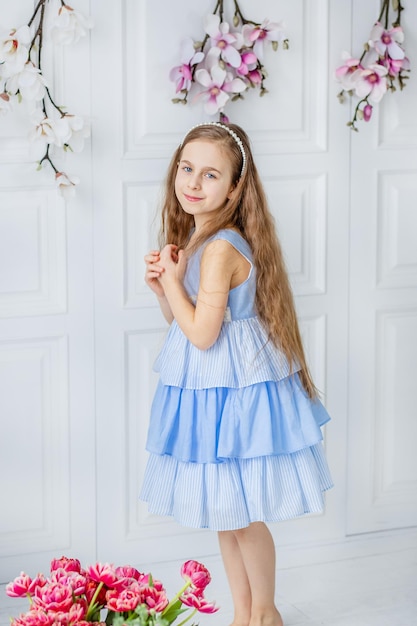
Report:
183,166,192,173
205,172,216,179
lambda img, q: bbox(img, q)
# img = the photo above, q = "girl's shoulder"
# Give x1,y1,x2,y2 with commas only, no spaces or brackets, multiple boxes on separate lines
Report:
208,229,252,262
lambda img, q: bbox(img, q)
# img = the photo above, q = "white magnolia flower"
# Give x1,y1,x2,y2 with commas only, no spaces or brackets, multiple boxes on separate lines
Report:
55,171,80,198
50,4,93,45
0,25,31,77
6,62,47,101
29,111,72,158
65,114,90,152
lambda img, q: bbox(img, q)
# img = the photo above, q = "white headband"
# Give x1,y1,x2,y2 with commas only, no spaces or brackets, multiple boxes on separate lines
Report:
180,122,247,178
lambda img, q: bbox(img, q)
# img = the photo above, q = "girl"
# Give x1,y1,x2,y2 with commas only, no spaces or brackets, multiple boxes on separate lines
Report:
140,122,333,626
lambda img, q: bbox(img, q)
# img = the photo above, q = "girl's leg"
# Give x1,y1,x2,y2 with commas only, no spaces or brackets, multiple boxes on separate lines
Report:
218,530,252,626
232,522,283,626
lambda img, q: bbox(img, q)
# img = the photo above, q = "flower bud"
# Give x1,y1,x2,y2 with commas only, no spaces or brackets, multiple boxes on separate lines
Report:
363,103,373,121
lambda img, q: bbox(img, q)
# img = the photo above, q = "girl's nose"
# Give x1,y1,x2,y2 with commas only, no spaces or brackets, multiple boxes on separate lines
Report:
187,174,201,190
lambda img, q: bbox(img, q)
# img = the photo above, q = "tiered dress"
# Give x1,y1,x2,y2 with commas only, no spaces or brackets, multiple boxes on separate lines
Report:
140,229,333,531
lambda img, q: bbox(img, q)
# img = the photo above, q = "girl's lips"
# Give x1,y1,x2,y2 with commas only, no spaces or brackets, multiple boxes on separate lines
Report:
184,193,203,202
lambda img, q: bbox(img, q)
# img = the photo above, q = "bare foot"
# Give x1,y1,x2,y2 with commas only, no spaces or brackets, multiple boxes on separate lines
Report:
249,608,284,626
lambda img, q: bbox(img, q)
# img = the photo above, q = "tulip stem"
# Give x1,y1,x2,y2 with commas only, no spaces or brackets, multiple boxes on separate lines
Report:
85,581,104,620
176,608,198,626
161,581,191,616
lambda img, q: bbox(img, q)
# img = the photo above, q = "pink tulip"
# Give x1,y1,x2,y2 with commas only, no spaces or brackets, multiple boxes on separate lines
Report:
51,569,87,595
27,574,47,595
11,609,53,626
180,588,219,613
50,556,82,574
86,562,117,587
6,573,33,598
140,585,169,612
115,565,142,581
33,582,74,613
180,560,211,590
106,587,142,612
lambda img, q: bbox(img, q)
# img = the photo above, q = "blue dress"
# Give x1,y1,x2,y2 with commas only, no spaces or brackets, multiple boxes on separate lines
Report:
140,229,333,530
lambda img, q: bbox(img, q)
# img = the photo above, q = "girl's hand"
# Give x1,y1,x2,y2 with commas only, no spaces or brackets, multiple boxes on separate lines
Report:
158,244,187,284
144,250,165,298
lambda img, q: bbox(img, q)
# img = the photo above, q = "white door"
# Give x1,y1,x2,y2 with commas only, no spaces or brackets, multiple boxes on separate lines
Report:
346,0,417,535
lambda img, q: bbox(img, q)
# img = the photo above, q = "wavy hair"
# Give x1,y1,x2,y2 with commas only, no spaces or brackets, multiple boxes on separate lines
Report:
159,123,317,398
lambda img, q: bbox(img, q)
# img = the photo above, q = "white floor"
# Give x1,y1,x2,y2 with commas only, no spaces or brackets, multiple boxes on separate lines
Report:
1,535,416,626
275,546,417,625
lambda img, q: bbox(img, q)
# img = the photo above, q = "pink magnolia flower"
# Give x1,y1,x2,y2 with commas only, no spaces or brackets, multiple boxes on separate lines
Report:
204,14,242,68
6,573,33,598
335,53,363,91
247,69,263,85
169,38,204,93
33,581,74,613
106,587,142,612
354,63,388,103
50,557,82,574
242,19,285,61
86,562,117,587
381,54,410,76
237,51,257,76
180,560,211,590
368,22,405,60
195,63,246,114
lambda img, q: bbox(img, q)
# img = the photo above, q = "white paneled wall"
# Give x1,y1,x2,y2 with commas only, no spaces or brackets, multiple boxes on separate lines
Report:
0,0,96,582
0,0,416,599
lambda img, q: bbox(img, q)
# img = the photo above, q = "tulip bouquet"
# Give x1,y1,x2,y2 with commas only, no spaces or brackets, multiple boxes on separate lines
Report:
6,556,218,626
169,0,288,121
335,0,410,131
0,0,92,196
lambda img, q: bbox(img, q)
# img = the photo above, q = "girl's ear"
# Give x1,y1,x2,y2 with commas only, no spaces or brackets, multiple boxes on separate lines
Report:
227,184,237,200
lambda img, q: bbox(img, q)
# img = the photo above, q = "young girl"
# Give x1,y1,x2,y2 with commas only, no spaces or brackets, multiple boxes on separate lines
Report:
140,122,333,626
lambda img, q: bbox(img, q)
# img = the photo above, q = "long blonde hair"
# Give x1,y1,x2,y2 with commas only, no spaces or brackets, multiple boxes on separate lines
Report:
159,123,317,398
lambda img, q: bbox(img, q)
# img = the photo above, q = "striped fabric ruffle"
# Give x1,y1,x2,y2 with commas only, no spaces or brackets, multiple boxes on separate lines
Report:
140,443,333,531
154,317,296,389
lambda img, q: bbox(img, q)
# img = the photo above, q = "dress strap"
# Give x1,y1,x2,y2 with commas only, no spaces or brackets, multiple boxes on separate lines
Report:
210,229,253,264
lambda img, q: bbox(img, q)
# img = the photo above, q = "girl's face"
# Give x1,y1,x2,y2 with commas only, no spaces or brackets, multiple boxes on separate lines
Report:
175,139,234,228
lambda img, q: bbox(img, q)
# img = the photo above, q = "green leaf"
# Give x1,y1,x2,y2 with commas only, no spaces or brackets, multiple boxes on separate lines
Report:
161,598,188,623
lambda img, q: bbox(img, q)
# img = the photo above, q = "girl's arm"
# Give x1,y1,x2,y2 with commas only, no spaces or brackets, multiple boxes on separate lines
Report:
158,240,238,350
144,250,174,324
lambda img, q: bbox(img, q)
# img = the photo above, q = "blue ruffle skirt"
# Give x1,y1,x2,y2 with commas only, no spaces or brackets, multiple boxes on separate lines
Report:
140,374,333,530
